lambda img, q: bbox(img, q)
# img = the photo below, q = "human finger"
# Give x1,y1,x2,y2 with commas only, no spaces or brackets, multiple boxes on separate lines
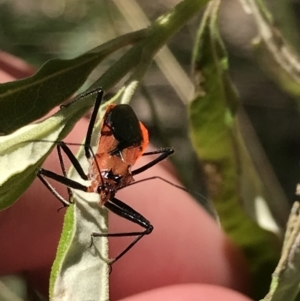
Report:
118,284,253,301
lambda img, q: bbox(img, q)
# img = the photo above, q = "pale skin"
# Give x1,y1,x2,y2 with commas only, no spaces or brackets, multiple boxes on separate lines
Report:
0,53,253,301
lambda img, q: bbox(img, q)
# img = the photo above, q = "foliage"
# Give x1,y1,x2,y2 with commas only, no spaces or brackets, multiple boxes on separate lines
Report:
2,0,300,300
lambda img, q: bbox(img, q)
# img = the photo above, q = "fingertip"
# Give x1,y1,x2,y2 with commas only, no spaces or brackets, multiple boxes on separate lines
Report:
118,284,253,301
0,51,35,81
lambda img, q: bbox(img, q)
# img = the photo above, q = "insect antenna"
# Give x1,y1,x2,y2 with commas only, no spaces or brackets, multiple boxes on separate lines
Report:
124,176,218,221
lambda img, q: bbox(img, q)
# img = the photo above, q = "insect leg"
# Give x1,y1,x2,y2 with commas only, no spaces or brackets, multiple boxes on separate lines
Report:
56,142,73,200
84,88,104,159
37,138,90,206
37,174,71,207
38,168,89,207
92,197,153,264
60,87,104,160
132,147,174,176
57,141,88,181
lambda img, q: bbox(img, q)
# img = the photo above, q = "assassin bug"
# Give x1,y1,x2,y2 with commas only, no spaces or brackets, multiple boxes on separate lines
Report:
37,88,174,264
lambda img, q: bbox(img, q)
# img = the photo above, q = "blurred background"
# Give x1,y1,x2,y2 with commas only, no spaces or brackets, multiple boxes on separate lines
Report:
0,0,300,223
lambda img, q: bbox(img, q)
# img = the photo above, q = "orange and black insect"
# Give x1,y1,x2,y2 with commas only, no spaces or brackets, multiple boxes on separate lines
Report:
37,88,174,264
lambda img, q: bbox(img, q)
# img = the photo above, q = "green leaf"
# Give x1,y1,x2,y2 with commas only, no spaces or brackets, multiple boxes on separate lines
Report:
189,0,280,298
0,30,146,135
0,95,93,210
49,114,109,300
50,200,109,301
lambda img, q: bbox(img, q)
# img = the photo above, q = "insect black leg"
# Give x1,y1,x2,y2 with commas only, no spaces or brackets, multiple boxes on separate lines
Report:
37,139,90,207
60,87,104,159
132,147,174,176
91,197,153,265
57,141,88,181
37,173,71,207
38,168,88,191
84,88,104,159
38,168,89,207
56,142,73,200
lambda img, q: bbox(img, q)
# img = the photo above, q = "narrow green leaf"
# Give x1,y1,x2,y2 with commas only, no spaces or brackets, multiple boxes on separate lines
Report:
189,0,280,298
260,202,300,301
241,0,300,97
0,30,145,135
